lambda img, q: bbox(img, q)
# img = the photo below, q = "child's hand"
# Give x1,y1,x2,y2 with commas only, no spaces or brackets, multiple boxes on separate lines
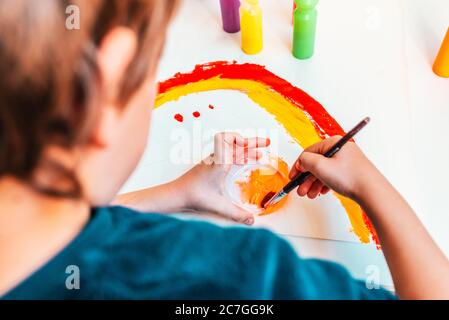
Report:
180,133,270,225
289,136,382,201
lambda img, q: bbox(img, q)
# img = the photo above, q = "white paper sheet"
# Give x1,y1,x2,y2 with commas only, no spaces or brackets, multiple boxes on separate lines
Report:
121,0,419,244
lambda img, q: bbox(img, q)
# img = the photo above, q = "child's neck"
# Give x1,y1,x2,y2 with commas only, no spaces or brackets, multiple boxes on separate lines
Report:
0,177,90,296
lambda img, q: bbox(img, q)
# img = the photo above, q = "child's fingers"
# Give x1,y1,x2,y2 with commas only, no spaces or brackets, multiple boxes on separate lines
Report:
321,186,331,195
234,149,263,165
296,176,317,197
216,132,246,145
214,132,245,165
214,133,269,165
289,159,305,179
239,137,270,148
307,179,324,199
216,197,254,225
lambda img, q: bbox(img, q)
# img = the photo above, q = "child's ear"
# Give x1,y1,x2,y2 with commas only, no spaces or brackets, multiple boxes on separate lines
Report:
88,27,137,149
96,27,138,102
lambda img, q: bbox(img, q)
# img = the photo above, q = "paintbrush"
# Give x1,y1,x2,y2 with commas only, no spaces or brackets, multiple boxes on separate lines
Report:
262,117,371,209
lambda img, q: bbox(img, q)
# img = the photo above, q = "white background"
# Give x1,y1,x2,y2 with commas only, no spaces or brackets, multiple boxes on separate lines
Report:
121,0,449,289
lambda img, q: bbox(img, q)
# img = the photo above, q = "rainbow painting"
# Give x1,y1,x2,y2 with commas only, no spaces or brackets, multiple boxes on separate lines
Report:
155,61,379,246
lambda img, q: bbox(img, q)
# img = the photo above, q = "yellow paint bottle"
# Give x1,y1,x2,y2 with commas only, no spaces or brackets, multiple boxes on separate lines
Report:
240,0,263,55
433,28,449,78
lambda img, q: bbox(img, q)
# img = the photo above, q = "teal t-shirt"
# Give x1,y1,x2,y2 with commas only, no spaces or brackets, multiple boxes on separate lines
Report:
1,206,395,300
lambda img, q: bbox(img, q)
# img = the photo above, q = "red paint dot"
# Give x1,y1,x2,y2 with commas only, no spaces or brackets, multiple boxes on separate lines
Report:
192,111,201,118
174,114,183,122
208,104,215,109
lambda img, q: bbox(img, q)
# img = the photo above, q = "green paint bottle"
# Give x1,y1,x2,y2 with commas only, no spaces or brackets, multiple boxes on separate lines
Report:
292,0,318,60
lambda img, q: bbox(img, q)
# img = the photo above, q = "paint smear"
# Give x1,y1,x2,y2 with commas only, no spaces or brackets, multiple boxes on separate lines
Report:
174,114,183,122
156,61,379,246
236,158,290,215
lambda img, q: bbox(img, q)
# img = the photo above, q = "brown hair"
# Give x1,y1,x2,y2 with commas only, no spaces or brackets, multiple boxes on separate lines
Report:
0,0,178,197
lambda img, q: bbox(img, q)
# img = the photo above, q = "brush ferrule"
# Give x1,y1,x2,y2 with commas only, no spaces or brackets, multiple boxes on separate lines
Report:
263,191,287,208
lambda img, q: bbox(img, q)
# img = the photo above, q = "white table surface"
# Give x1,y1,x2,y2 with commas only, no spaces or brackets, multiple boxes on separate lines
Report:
122,0,449,289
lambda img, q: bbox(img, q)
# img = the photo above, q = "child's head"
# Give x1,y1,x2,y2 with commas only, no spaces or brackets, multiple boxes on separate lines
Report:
0,0,178,205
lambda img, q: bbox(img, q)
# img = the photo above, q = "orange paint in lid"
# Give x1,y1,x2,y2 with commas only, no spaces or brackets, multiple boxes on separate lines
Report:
236,157,290,215
225,155,290,215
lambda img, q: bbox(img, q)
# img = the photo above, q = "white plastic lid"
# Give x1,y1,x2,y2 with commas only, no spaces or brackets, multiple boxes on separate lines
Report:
225,153,282,215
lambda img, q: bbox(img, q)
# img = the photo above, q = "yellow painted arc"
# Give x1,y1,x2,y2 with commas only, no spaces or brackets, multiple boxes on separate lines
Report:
156,77,322,147
156,76,372,244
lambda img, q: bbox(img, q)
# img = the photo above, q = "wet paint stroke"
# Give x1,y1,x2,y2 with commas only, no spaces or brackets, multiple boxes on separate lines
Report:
156,61,378,246
173,106,215,123
174,114,183,122
236,157,290,215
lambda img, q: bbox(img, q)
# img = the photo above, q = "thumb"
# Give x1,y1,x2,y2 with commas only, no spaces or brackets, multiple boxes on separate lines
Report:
209,192,255,225
223,202,255,225
229,206,255,225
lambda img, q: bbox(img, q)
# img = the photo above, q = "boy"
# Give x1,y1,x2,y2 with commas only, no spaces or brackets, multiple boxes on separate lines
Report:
1,0,448,299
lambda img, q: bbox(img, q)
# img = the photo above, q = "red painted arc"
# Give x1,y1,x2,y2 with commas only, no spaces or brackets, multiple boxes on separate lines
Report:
158,61,345,139
158,61,379,246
